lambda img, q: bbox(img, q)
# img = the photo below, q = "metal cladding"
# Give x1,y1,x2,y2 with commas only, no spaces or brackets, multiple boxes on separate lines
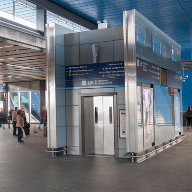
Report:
123,10,138,153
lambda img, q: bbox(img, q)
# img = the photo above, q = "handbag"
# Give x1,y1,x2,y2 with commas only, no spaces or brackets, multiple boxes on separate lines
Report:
21,130,23,138
22,128,26,138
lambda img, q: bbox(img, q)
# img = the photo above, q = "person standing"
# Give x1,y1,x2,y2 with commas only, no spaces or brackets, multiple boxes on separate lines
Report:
185,106,192,129
16,110,24,143
12,107,17,136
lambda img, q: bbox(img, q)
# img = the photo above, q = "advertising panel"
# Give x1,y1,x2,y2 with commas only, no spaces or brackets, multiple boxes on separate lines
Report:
65,62,124,89
174,92,181,133
143,88,154,149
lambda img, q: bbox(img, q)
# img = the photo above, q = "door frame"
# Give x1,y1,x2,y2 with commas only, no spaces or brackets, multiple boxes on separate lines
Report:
79,92,118,158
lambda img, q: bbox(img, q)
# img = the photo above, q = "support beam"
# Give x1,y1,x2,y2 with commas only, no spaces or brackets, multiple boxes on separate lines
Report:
36,6,47,36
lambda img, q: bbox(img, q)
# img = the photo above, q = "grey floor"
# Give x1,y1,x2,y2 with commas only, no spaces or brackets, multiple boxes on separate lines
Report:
0,126,192,192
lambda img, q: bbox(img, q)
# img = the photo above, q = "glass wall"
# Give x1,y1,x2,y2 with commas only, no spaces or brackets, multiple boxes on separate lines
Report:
20,92,29,122
9,92,18,109
9,91,40,123
31,91,40,123
154,85,175,145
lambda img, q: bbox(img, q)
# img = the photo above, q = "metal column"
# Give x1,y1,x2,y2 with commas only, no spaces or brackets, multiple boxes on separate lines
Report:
123,10,138,153
46,23,57,148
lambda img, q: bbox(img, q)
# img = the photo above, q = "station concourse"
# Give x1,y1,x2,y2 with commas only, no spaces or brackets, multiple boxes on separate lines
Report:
0,0,192,191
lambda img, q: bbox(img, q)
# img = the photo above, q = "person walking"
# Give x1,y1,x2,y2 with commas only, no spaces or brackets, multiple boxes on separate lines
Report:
185,106,192,129
12,107,17,136
16,110,24,143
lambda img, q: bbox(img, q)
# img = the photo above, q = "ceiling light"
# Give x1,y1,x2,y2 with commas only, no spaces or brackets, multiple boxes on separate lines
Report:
8,58,14,59
0,59,5,60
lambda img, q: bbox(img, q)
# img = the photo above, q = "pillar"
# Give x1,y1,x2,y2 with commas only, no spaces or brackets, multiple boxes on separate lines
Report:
46,23,73,149
123,10,138,153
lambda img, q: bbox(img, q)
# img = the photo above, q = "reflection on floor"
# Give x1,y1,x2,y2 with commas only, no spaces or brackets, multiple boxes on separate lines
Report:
0,125,192,192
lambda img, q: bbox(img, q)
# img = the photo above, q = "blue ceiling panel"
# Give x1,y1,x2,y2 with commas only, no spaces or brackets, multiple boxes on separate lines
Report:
51,0,192,60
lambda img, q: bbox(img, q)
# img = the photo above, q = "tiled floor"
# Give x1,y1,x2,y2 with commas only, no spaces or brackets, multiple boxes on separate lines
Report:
0,125,192,192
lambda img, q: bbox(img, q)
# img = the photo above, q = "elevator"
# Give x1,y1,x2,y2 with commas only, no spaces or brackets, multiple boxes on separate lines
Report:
81,96,115,156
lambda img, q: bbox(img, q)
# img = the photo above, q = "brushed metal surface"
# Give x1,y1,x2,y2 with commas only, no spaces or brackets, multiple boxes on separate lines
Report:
80,41,113,64
80,28,113,44
66,106,79,127
113,26,123,40
83,97,94,155
65,45,80,66
46,23,57,148
103,96,115,155
123,10,138,153
94,96,104,154
114,40,124,62
64,33,80,46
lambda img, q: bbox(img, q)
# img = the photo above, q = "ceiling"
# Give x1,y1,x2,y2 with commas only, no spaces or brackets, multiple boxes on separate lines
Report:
0,41,46,82
50,0,192,60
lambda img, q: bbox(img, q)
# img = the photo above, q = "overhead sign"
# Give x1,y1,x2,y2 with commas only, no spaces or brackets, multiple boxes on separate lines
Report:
167,70,181,88
65,62,124,89
136,58,160,85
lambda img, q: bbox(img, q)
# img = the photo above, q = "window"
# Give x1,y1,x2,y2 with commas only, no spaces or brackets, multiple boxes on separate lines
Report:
135,24,146,46
47,11,89,32
153,37,164,56
172,49,177,61
0,0,36,29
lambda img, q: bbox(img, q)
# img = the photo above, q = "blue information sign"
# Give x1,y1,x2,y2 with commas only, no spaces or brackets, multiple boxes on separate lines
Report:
65,58,178,89
65,62,124,89
136,58,161,84
167,70,181,88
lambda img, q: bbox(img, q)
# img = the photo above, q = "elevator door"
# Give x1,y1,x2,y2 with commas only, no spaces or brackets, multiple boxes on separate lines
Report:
94,96,114,155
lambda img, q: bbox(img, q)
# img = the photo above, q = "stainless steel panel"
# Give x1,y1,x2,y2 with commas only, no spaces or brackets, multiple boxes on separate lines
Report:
113,26,123,40
66,106,79,127
64,33,80,46
81,88,115,94
114,40,124,62
115,87,125,105
80,28,113,44
65,45,80,66
67,126,79,147
84,97,94,155
103,96,114,155
94,96,104,154
67,146,80,155
119,148,127,158
80,41,113,64
123,10,138,153
118,136,126,149
66,89,80,106
46,23,57,148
